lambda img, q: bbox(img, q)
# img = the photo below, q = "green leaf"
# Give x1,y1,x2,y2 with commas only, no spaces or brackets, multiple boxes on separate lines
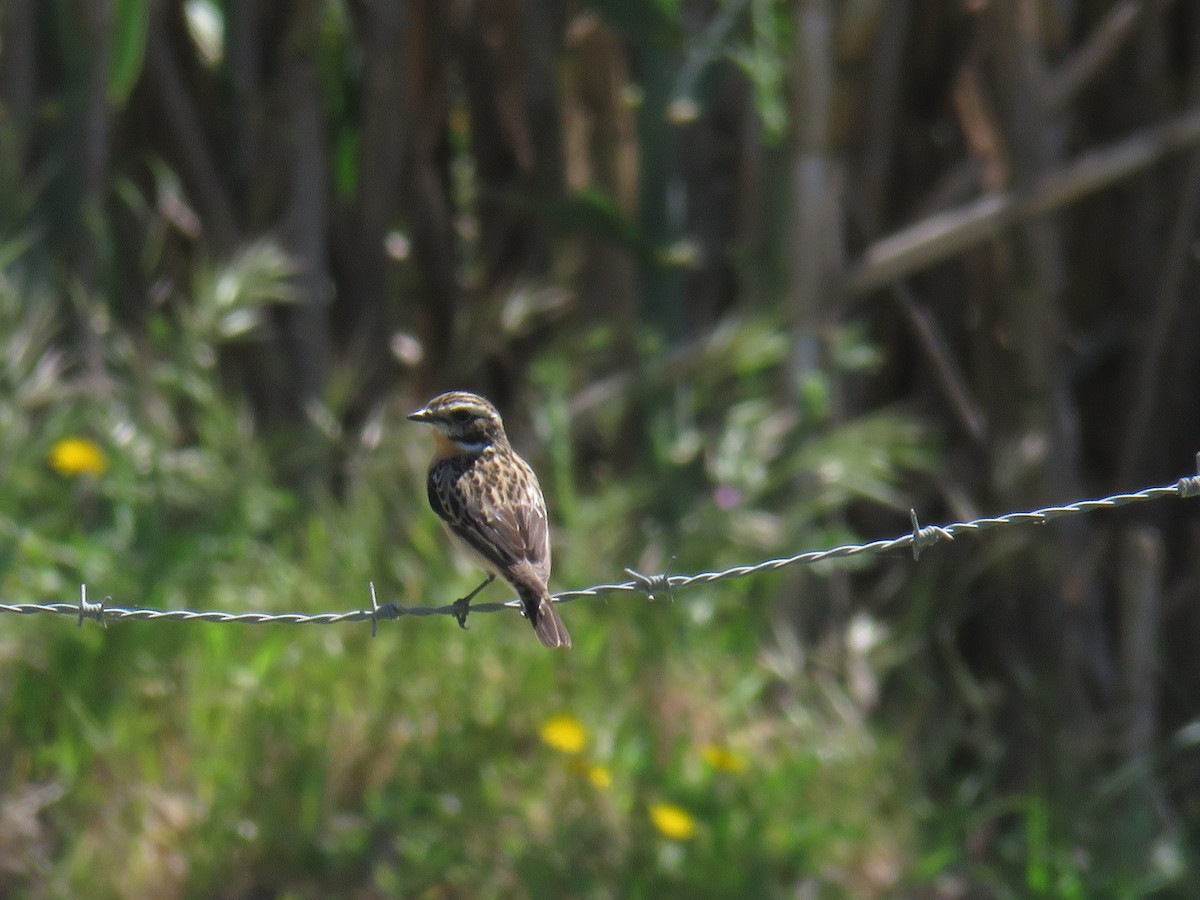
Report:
108,0,151,106
333,128,360,200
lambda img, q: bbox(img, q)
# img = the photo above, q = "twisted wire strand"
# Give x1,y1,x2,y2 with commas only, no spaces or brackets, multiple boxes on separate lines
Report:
2,473,1197,631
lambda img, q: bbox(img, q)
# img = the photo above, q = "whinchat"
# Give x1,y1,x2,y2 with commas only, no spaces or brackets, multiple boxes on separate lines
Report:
407,391,572,649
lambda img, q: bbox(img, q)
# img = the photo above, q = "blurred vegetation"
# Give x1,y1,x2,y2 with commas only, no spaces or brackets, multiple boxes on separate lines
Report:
2,0,1200,897
0,244,927,897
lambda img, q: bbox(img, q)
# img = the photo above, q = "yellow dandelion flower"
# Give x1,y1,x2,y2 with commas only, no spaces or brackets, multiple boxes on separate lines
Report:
540,715,587,754
48,437,108,477
649,802,697,841
701,744,746,773
586,764,613,790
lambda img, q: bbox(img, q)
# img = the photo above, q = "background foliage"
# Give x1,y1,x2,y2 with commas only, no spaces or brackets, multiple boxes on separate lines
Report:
1,0,1199,896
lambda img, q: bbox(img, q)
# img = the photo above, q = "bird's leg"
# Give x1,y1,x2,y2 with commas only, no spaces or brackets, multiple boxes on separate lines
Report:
452,574,495,630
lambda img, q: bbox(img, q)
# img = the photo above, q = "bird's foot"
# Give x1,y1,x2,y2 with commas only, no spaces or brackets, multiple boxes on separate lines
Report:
451,574,495,629
452,597,471,630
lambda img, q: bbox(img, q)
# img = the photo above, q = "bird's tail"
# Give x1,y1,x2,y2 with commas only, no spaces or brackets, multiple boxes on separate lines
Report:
520,586,571,649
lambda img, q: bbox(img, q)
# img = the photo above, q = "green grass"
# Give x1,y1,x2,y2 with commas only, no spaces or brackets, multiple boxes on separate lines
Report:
0,467,918,897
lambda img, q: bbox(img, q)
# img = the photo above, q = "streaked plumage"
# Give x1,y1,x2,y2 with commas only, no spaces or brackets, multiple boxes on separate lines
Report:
407,391,571,649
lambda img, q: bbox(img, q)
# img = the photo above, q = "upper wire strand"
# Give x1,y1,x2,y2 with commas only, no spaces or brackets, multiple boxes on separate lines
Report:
1,473,1196,628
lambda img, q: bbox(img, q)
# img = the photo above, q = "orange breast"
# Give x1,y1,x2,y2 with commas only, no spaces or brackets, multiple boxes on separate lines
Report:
430,430,461,461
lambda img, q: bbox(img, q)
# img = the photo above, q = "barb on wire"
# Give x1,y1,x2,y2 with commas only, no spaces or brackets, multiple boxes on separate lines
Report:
625,557,675,602
909,509,952,561
76,583,107,628
1,467,1198,631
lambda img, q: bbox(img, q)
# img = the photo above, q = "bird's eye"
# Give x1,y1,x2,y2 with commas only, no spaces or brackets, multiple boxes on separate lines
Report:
451,409,471,424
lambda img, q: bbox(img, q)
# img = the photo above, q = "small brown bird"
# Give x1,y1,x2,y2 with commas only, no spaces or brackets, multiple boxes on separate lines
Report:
407,391,571,649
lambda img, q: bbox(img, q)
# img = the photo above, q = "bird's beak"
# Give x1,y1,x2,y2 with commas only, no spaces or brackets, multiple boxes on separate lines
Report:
406,407,433,423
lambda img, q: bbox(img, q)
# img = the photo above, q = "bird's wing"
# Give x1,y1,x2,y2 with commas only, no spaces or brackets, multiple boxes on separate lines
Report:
483,492,550,583
429,457,551,583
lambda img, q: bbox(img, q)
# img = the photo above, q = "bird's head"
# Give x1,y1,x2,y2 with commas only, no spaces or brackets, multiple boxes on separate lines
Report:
407,391,509,455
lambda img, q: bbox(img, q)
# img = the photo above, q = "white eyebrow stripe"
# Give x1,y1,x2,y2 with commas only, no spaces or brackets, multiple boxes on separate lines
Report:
453,438,489,454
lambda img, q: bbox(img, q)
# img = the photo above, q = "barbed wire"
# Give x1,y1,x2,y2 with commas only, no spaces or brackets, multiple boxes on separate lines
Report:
3,461,1199,634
